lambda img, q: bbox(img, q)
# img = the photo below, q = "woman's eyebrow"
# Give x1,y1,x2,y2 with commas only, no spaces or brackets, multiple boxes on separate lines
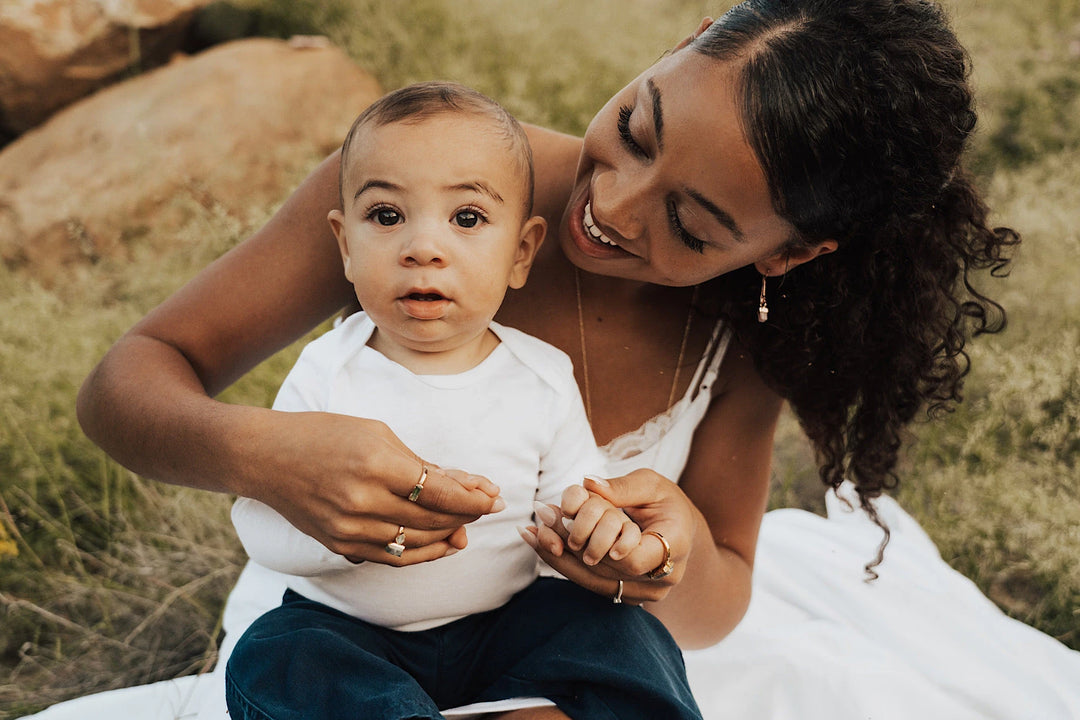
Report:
648,77,664,152
686,187,746,243
650,74,743,241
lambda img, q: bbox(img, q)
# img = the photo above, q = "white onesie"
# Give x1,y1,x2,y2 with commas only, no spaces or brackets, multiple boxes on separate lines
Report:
231,312,605,631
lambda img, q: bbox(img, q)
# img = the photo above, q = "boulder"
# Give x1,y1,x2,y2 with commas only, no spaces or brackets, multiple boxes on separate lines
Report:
0,0,215,137
0,38,382,281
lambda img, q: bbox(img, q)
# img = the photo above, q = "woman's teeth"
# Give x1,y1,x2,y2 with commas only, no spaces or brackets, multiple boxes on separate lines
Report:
583,202,619,248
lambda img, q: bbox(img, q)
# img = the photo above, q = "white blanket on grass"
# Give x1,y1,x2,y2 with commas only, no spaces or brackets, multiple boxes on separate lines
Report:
21,485,1080,720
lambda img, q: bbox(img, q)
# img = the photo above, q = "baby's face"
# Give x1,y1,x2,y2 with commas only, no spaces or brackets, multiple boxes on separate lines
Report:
331,114,541,358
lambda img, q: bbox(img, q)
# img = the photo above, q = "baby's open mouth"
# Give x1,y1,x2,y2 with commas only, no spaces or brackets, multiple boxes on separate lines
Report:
406,292,447,301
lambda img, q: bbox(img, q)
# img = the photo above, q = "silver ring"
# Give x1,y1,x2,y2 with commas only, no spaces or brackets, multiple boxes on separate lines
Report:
385,526,406,557
408,466,428,503
612,579,624,604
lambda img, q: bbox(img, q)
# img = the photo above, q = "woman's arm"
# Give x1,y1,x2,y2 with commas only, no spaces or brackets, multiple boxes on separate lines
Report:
77,152,351,491
76,152,502,557
531,342,781,649
647,345,779,647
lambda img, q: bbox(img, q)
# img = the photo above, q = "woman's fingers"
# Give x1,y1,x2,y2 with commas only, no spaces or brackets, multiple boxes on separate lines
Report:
377,467,503,532
332,522,471,565
526,524,671,605
404,465,503,519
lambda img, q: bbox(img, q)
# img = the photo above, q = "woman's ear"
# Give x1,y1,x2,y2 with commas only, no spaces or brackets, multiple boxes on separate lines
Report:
674,17,714,51
508,215,547,289
754,239,837,276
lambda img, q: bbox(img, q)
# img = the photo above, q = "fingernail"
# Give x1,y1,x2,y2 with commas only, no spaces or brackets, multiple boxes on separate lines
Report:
491,497,506,513
585,475,611,488
533,501,557,527
517,526,537,548
561,517,574,532
583,554,598,566
444,547,460,556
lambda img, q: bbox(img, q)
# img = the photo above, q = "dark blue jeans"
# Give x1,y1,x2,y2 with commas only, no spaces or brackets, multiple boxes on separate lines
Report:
225,577,702,720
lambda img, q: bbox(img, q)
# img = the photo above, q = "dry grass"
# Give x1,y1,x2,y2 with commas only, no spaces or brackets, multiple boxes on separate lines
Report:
2,1,1078,717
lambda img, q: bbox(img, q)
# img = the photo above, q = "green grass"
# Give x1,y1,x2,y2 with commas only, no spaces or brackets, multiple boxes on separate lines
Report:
2,1,1078,716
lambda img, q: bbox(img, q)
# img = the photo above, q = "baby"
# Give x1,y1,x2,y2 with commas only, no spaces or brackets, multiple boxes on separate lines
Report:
225,82,702,720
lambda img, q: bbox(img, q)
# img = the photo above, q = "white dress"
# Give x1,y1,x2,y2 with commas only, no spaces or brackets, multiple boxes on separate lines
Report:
21,322,1080,720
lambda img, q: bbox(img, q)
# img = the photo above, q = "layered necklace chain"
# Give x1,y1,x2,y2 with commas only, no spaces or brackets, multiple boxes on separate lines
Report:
573,267,698,425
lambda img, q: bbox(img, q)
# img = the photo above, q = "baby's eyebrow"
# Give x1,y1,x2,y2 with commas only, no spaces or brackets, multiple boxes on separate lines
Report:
354,179,402,200
448,181,504,204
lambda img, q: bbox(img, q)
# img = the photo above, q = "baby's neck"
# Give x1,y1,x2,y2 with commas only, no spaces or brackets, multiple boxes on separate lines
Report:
367,326,500,375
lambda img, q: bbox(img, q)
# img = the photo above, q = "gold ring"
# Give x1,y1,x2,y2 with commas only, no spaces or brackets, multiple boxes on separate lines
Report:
612,579,624,604
644,530,674,580
385,526,406,557
408,465,428,503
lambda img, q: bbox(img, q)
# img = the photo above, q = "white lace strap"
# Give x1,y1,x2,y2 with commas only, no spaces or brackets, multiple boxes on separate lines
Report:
687,321,731,402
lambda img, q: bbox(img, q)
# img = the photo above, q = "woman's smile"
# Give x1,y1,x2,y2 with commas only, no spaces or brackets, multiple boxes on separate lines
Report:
583,201,621,249
565,191,636,261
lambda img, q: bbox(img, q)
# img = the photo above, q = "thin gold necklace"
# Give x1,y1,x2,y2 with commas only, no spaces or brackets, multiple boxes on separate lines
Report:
573,267,698,425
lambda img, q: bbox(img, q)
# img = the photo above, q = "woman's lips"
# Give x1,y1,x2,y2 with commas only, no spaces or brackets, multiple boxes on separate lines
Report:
583,202,621,248
568,196,633,259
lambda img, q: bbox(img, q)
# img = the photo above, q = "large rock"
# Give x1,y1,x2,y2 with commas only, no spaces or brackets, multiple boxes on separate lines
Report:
0,38,382,280
0,0,214,136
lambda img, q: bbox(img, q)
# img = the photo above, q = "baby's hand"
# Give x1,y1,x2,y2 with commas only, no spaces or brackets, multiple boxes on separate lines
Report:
441,467,496,494
558,484,642,567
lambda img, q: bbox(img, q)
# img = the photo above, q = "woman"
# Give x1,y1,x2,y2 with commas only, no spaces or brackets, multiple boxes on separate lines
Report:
67,1,1078,719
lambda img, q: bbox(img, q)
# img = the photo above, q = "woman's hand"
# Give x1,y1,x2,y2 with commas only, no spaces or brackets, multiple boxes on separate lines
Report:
522,470,697,604
246,410,504,566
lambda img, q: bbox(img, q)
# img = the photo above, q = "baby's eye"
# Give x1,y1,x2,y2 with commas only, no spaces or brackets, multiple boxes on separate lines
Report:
454,210,483,228
374,208,402,226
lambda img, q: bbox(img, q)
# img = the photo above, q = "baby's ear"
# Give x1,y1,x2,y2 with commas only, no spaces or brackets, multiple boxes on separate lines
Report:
328,209,352,275
508,215,547,289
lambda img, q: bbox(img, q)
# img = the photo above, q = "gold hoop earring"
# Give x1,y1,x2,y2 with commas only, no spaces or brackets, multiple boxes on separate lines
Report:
758,274,769,323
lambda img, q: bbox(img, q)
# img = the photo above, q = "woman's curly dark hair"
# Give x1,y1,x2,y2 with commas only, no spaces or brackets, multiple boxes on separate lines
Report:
692,0,1020,573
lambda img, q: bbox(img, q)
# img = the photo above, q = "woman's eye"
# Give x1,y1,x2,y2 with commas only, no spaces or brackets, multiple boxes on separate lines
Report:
371,208,401,226
454,210,483,228
617,105,647,159
668,202,705,254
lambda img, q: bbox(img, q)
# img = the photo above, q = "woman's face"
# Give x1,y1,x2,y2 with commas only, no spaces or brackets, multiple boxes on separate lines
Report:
559,47,796,286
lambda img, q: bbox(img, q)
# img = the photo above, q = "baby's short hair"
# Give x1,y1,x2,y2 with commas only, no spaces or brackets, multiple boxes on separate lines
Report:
338,81,534,214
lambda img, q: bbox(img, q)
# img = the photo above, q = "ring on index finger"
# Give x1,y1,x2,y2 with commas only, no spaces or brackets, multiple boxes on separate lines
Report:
408,466,429,503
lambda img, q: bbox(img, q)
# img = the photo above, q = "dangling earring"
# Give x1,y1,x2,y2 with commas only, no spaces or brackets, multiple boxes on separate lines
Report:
757,274,769,323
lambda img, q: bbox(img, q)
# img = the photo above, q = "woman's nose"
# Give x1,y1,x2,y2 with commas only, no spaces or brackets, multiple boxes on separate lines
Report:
591,166,647,242
400,224,446,267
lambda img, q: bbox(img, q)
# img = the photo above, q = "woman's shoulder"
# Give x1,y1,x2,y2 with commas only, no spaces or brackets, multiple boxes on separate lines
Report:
522,123,582,225
711,334,777,403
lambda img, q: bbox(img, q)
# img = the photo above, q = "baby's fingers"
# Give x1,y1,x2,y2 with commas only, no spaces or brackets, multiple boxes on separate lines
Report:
567,509,641,567
607,518,641,562
559,484,590,516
